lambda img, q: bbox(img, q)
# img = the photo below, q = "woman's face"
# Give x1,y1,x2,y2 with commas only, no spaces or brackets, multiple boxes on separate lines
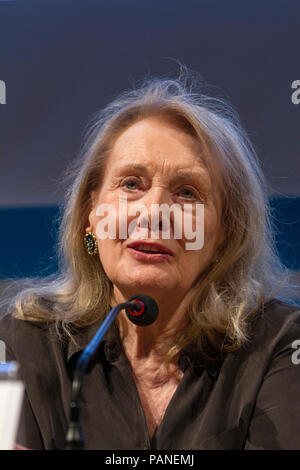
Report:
87,115,223,303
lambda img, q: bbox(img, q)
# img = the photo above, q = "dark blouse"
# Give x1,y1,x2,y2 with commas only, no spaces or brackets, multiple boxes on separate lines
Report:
0,298,300,450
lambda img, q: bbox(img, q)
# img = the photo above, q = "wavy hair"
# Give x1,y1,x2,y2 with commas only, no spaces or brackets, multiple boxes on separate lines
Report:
3,66,293,361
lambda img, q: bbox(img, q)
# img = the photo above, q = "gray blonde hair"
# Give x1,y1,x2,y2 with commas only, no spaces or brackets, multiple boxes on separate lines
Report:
4,67,292,361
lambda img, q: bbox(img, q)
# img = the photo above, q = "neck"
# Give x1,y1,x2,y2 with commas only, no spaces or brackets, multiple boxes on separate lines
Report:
114,287,193,363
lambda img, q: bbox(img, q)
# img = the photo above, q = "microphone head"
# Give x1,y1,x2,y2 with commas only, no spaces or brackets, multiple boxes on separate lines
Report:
125,294,159,326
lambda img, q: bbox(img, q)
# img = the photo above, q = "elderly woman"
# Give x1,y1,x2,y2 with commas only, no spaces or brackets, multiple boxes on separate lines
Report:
1,70,300,450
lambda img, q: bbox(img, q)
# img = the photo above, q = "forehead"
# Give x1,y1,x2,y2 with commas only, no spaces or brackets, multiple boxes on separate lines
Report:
106,116,208,174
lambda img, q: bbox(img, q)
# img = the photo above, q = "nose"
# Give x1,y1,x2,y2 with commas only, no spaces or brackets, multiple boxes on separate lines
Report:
133,187,175,238
142,186,170,210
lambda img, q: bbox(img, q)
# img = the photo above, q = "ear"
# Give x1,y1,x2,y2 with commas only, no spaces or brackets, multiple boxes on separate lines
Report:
85,190,98,233
90,190,97,206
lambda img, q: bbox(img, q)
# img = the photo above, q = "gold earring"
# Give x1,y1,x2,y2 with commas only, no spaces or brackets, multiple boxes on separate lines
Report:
84,232,98,256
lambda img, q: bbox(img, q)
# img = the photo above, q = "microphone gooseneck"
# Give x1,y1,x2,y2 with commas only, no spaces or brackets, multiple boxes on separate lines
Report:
65,294,159,450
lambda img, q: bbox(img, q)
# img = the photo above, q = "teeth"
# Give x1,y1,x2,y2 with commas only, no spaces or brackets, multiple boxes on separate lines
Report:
135,245,162,253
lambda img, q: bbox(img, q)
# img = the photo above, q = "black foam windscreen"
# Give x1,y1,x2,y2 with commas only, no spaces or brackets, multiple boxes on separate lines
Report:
125,294,159,326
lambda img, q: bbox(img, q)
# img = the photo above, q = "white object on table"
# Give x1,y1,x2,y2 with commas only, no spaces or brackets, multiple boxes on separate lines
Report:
0,362,24,450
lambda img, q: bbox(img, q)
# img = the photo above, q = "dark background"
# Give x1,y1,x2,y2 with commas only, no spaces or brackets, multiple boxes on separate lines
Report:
0,0,299,279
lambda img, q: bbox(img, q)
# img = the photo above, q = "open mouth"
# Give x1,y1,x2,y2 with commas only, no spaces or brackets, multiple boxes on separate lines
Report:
127,242,174,256
130,247,169,255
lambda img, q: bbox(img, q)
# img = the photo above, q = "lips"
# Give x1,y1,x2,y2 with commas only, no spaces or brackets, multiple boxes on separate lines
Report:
126,241,174,256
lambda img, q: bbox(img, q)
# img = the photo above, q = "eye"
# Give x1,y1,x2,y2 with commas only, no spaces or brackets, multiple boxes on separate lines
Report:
177,186,198,200
121,177,142,191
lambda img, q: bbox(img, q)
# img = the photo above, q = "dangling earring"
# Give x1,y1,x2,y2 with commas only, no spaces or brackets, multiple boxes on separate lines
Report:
84,232,98,256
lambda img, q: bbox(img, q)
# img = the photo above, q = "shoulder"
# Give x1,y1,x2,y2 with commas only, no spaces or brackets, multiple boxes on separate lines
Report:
238,298,300,369
218,299,300,396
0,312,54,362
260,297,300,323
252,298,300,346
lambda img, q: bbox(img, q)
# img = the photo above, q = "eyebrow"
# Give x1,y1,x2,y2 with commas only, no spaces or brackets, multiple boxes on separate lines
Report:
115,163,149,174
115,164,209,182
173,170,209,182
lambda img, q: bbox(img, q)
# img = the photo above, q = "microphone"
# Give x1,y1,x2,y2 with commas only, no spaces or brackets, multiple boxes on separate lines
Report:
65,294,159,449
125,294,159,326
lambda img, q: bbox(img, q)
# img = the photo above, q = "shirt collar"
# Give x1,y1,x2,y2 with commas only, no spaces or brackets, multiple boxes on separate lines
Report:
178,343,224,379
66,320,224,379
66,318,123,368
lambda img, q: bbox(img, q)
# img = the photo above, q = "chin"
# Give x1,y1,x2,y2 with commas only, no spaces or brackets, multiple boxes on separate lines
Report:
116,275,177,296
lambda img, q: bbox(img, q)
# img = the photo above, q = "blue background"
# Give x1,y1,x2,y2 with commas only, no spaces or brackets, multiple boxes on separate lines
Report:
0,0,299,280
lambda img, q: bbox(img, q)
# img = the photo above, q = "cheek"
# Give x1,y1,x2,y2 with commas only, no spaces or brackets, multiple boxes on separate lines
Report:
97,238,120,279
179,205,220,251
180,209,220,270
203,206,220,239
95,200,151,241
